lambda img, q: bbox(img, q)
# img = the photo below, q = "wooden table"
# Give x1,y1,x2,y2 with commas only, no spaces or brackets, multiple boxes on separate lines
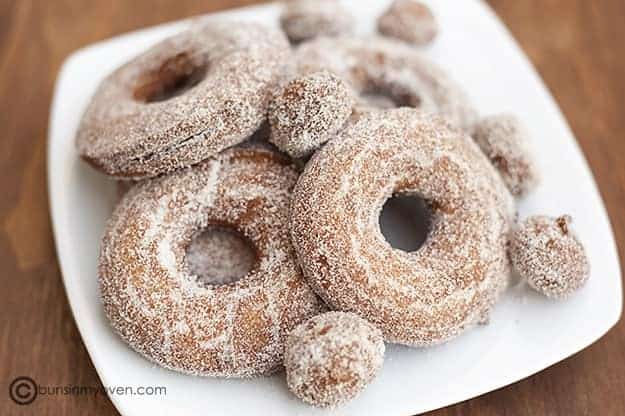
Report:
1,1,623,414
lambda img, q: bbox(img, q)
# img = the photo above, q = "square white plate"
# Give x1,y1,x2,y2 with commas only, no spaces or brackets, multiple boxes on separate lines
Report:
48,1,622,415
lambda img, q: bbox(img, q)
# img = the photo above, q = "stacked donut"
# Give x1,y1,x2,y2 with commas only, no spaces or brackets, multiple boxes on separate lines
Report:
77,1,590,409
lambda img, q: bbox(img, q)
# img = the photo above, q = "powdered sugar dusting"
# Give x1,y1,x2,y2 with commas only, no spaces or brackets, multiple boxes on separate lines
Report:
290,109,515,346
284,312,385,408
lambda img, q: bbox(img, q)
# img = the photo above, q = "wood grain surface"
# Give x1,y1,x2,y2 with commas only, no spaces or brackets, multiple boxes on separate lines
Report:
1,1,624,414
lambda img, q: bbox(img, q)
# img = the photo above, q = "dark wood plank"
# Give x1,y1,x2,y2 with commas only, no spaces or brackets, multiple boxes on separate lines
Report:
0,1,622,415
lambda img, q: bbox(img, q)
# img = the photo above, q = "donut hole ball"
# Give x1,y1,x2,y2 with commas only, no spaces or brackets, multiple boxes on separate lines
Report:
284,311,385,408
471,114,539,197
378,0,438,46
185,226,258,286
268,71,355,158
379,194,432,252
133,52,208,103
280,0,354,44
510,215,590,299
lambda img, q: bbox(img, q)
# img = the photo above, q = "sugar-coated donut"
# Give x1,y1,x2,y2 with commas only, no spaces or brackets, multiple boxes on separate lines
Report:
99,146,324,377
280,0,354,44
284,312,384,408
296,36,477,129
510,215,590,299
269,71,354,158
378,0,438,46
290,109,514,346
76,21,290,179
471,114,539,197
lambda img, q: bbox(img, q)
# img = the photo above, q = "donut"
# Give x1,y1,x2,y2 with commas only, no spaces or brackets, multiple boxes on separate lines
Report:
76,21,290,179
510,215,590,299
471,114,539,197
295,36,477,129
280,0,354,44
268,71,354,158
378,0,439,46
284,312,384,408
290,109,514,346
99,146,324,377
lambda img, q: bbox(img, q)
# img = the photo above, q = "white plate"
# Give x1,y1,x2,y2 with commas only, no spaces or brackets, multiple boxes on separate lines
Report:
48,1,622,415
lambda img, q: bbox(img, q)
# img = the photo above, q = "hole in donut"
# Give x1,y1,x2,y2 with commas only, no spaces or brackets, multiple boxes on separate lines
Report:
360,91,399,109
360,82,421,109
133,52,208,103
185,226,257,286
379,194,431,252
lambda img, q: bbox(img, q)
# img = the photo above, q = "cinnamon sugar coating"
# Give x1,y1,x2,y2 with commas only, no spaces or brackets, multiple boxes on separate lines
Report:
284,312,384,408
295,36,477,129
99,146,324,377
510,215,590,299
471,114,539,197
290,109,515,346
378,0,438,46
280,0,354,44
76,21,291,179
269,71,354,158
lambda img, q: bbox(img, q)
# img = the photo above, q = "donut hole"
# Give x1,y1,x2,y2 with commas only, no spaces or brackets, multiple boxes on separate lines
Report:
379,194,431,252
360,91,398,109
133,52,208,103
185,226,258,286
360,82,421,109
